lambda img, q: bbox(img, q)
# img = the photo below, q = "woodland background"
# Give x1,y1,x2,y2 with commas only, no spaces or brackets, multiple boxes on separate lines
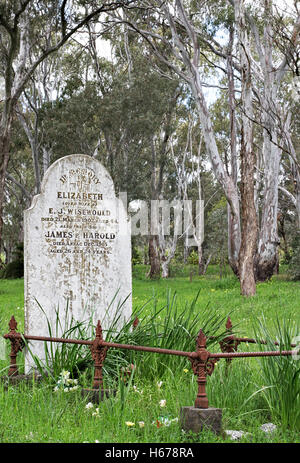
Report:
0,0,300,296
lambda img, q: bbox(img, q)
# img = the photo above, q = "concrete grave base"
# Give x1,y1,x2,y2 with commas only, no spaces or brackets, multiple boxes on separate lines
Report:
81,388,117,403
180,406,222,435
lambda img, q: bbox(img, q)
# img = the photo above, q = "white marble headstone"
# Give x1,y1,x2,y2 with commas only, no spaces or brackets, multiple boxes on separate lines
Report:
24,154,132,372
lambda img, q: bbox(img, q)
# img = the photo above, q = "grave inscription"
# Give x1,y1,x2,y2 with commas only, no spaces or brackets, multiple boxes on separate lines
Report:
24,154,131,372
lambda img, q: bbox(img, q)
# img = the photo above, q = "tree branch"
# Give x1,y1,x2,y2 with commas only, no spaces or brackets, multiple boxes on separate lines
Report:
11,1,138,103
6,173,32,201
278,186,296,206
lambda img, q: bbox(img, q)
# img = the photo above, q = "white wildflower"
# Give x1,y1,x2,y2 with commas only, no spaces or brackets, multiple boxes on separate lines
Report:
125,421,135,427
61,370,70,380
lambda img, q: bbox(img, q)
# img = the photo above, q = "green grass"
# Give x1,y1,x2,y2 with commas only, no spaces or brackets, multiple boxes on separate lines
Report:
0,264,299,443
132,265,300,337
0,368,299,443
0,278,24,330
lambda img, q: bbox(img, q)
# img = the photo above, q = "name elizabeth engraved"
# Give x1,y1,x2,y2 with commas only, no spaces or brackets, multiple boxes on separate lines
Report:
42,183,118,257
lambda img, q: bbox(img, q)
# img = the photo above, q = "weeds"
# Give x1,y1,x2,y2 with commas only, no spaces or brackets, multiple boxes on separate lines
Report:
25,289,228,385
1,268,300,443
252,316,300,432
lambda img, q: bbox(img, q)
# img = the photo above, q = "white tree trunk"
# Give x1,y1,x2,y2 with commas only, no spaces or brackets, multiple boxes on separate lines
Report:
256,0,281,280
256,133,281,279
235,0,257,296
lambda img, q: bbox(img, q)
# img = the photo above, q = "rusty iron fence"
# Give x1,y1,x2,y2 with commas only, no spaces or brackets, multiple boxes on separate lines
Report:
2,315,298,409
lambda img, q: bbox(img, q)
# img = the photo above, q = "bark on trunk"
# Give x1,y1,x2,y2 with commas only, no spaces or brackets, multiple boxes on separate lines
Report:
148,235,161,279
0,128,12,255
147,90,178,279
226,24,241,277
18,110,42,194
239,134,258,296
161,257,169,278
202,253,212,276
255,0,282,281
255,110,281,280
295,168,300,230
227,200,240,277
255,140,281,281
198,244,204,275
236,0,257,296
183,242,188,264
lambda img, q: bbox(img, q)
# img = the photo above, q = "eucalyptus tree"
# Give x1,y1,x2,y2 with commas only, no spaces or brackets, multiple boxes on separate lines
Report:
243,1,300,281
79,19,184,278
3,118,33,263
0,0,136,254
16,49,61,195
169,112,206,274
278,85,300,230
108,0,300,295
108,0,251,293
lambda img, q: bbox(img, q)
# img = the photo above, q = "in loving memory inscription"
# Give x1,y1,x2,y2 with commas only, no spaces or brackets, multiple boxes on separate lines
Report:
24,154,132,372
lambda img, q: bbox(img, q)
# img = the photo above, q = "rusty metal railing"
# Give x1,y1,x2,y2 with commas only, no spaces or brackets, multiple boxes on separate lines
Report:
2,315,299,409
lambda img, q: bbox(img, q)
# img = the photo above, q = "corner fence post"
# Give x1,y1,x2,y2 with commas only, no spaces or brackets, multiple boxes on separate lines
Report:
3,316,24,377
90,320,108,390
190,329,216,409
81,319,116,403
181,329,222,435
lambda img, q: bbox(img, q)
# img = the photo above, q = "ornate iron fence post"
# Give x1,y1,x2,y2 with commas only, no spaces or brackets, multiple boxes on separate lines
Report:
4,316,25,376
190,330,216,409
90,320,108,390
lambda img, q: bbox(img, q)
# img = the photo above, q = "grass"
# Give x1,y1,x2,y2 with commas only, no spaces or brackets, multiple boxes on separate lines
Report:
0,264,299,444
132,264,300,338
0,368,298,444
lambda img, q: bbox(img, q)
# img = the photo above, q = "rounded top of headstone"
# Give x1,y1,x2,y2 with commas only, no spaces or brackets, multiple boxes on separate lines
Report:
28,154,116,212
43,154,114,191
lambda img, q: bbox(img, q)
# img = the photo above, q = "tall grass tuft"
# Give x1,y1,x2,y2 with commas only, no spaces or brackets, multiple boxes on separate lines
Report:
25,300,96,382
25,289,229,385
253,315,300,431
120,289,228,379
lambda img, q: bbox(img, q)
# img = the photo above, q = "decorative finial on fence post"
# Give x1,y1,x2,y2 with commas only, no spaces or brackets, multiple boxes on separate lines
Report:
3,316,24,376
133,317,139,329
226,316,233,331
